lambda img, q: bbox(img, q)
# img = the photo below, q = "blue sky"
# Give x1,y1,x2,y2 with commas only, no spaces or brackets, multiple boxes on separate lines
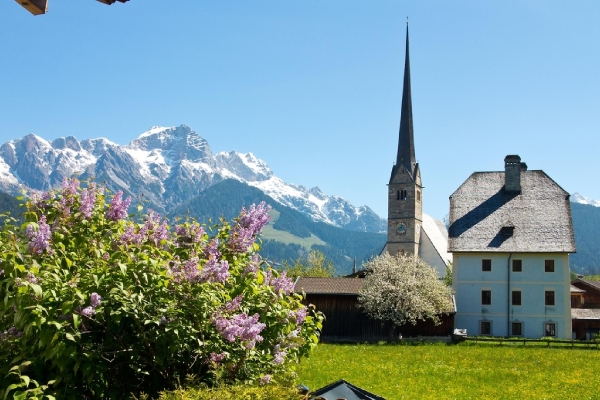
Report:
1,1,599,220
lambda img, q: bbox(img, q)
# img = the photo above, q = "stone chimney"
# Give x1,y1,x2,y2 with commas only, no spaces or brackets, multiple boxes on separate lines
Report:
504,155,527,193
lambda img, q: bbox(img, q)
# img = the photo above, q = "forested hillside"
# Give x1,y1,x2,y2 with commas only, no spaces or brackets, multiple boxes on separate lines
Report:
0,192,24,224
570,202,600,275
168,179,385,274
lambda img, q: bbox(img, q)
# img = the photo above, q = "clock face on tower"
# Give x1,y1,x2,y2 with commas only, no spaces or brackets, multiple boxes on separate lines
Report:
397,222,407,235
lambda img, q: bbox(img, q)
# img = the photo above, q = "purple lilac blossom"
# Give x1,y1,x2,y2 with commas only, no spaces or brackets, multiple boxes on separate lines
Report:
213,312,266,348
260,375,271,385
150,219,170,246
295,307,307,325
29,190,52,208
262,268,273,286
174,221,205,245
81,306,95,317
273,344,287,365
244,254,261,276
200,259,229,284
106,191,132,221
90,293,102,308
0,269,4,276
203,238,221,260
225,295,243,313
24,272,39,284
61,178,80,196
182,258,200,283
209,352,226,364
227,226,255,253
26,215,53,255
228,202,271,253
79,187,97,218
0,326,23,341
238,202,271,236
271,271,294,295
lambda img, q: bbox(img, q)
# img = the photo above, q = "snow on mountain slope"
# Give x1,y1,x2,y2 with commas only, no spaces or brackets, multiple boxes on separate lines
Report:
571,193,600,207
0,125,386,233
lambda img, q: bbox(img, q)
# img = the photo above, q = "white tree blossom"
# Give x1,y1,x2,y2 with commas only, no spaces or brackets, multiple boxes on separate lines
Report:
358,253,454,327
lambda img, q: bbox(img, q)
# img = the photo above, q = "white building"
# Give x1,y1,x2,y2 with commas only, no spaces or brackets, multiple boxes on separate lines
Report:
448,155,576,339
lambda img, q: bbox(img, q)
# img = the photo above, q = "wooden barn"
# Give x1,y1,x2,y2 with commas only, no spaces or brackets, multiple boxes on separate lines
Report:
571,279,600,340
294,276,455,342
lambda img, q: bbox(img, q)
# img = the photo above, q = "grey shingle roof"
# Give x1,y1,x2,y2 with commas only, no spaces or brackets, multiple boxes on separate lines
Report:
448,170,576,253
294,277,364,295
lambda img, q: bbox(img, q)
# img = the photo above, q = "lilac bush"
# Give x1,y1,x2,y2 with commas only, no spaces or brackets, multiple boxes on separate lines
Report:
0,180,323,399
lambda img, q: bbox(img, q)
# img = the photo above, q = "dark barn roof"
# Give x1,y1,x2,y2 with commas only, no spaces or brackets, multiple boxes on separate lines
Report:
294,277,364,295
448,169,576,253
572,279,600,292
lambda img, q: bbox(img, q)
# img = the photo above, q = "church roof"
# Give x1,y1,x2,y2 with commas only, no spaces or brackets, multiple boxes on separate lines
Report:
422,213,451,264
391,24,416,183
448,169,576,253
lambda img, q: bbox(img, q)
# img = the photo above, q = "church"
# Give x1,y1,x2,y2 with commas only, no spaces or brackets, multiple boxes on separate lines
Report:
381,25,450,278
293,26,455,342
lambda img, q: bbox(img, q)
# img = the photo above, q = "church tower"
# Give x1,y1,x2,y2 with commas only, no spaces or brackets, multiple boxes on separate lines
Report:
387,24,423,257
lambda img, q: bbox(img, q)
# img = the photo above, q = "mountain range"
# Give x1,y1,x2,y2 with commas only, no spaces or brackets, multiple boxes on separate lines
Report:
0,125,385,234
1,125,600,275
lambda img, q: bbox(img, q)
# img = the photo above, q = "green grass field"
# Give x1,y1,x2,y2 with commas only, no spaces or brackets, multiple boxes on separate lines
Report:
261,209,326,248
296,343,600,399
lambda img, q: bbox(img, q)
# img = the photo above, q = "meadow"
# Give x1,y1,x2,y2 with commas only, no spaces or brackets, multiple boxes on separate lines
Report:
296,343,600,399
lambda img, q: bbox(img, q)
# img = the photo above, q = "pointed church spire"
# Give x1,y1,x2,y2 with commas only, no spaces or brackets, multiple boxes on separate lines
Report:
396,23,416,175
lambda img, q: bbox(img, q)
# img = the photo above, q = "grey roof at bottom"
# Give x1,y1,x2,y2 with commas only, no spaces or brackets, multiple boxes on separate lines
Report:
448,170,576,253
310,379,386,400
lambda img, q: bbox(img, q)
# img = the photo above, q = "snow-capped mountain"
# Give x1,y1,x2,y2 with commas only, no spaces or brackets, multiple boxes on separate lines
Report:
0,125,386,233
571,193,600,208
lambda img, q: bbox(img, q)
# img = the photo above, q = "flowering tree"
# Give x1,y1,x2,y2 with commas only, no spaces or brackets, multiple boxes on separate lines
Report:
358,253,453,340
0,179,323,399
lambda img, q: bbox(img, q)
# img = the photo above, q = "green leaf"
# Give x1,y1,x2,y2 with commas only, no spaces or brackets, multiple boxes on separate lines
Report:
65,333,76,342
20,375,30,389
30,284,43,297
73,313,80,329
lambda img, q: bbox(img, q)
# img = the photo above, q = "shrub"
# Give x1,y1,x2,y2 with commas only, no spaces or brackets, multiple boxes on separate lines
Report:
0,179,323,399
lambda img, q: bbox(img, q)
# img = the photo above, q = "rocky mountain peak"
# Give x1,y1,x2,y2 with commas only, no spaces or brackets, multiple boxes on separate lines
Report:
129,125,212,162
0,125,387,233
215,150,273,182
52,136,81,152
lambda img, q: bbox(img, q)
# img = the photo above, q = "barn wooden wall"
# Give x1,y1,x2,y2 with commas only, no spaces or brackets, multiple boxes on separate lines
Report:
305,294,454,342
